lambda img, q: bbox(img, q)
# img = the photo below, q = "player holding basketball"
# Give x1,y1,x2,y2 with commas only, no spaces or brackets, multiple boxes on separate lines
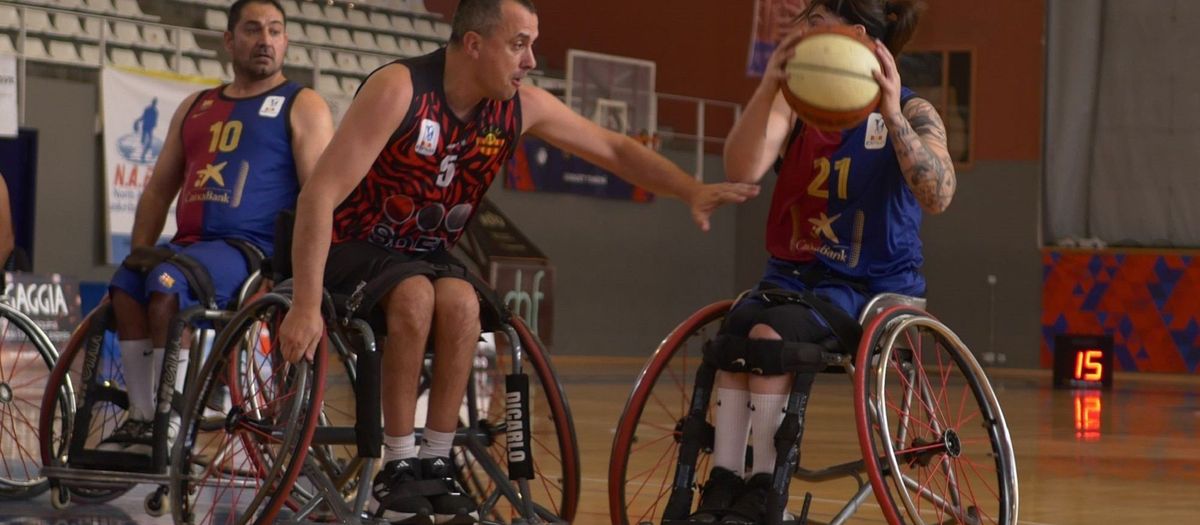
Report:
695,0,956,522
101,0,332,456
275,0,759,521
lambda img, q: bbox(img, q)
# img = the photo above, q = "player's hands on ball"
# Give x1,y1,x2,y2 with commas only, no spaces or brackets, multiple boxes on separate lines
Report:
872,40,904,120
764,28,808,87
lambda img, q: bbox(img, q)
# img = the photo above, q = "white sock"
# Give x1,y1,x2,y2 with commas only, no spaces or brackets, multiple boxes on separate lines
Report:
750,392,789,476
383,433,417,464
418,428,455,460
118,339,154,421
712,387,752,475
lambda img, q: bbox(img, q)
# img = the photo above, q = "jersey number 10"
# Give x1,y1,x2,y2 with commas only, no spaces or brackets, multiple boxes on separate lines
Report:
208,120,244,153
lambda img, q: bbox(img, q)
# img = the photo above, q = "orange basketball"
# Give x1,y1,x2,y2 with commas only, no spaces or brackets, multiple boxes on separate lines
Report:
780,26,882,132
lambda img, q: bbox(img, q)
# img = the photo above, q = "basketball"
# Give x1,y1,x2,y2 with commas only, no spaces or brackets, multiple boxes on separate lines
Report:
781,26,882,131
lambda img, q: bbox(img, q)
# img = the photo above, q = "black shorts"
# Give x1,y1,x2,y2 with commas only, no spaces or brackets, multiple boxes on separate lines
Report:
325,240,469,327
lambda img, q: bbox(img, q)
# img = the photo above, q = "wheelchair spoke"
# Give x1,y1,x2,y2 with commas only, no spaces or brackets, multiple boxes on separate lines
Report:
630,429,676,455
871,313,1014,525
0,406,36,480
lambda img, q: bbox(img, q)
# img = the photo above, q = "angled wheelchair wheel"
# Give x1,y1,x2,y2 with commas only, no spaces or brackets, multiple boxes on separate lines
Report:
281,320,361,519
455,317,580,524
855,307,1018,525
0,303,61,500
609,300,739,525
37,301,135,504
169,291,326,524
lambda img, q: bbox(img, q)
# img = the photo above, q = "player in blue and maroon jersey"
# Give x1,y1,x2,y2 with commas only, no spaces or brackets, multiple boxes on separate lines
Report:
102,0,332,455
696,1,959,522
276,0,760,522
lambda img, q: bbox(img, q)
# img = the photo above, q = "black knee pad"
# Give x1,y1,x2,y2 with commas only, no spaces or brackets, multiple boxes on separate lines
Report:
703,334,828,375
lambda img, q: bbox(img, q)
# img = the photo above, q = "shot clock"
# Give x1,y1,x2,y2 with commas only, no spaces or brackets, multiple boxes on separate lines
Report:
1053,334,1114,389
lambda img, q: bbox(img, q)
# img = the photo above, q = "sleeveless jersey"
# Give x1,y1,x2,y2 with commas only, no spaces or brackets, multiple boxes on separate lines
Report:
765,87,923,279
173,81,303,254
332,48,522,253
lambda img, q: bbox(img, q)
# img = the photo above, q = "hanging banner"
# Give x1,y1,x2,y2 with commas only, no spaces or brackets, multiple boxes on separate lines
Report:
102,67,220,264
0,53,17,137
748,0,809,77
505,136,654,203
3,272,83,351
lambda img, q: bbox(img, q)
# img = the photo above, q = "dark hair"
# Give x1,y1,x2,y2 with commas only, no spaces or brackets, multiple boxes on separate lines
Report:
801,0,923,55
450,0,537,44
227,0,286,33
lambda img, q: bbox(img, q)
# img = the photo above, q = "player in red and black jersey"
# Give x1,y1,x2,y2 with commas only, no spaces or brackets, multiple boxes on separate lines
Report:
277,0,759,522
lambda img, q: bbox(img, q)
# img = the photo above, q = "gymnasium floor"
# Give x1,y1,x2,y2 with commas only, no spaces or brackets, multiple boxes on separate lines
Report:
1,356,1198,524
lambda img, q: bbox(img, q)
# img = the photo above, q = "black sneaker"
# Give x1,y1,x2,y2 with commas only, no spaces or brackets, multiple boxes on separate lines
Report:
420,456,478,524
369,458,434,524
720,472,771,524
96,419,154,455
688,466,745,522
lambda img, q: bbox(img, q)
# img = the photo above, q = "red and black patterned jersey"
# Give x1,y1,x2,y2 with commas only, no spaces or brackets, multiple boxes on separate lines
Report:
332,48,522,253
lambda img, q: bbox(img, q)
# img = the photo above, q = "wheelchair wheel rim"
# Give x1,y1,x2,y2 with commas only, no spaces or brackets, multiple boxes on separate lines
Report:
861,310,1017,525
0,305,59,495
609,300,732,525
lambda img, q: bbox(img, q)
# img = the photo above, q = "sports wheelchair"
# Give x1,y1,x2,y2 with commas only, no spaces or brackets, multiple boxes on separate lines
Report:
36,242,268,516
166,252,579,523
0,285,63,500
609,291,1018,525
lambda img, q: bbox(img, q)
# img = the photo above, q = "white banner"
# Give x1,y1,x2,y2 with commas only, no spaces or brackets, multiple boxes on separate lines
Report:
0,54,17,137
102,67,219,264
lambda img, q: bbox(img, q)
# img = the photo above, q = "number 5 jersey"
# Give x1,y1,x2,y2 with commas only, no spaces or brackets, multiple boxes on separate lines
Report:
332,48,522,253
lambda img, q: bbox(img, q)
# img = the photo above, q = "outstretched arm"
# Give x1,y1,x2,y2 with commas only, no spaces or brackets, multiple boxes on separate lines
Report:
519,86,759,230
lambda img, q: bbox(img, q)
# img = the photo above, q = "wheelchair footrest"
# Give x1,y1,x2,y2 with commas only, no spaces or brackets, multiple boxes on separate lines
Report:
64,449,159,474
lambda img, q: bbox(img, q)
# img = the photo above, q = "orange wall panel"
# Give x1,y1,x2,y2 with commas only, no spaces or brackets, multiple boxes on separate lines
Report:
424,0,1044,161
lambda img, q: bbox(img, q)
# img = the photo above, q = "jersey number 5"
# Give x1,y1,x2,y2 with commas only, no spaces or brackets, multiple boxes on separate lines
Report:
807,157,852,200
436,155,459,188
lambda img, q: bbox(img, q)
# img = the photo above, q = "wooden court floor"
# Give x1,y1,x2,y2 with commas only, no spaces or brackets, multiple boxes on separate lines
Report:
1,356,1197,524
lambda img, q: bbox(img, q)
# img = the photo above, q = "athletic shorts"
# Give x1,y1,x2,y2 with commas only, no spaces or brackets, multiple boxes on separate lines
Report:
109,240,253,311
725,258,924,342
324,240,470,329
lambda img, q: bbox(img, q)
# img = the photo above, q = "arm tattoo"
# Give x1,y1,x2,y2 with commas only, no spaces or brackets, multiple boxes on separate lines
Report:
886,99,956,213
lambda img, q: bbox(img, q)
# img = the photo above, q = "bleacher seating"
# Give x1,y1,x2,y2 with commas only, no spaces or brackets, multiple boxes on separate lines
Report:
139,48,168,71
107,45,137,67
0,0,568,97
79,42,99,62
0,5,18,29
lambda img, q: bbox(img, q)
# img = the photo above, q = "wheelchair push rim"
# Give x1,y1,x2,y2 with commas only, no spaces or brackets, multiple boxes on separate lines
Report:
855,306,1018,525
170,292,326,525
